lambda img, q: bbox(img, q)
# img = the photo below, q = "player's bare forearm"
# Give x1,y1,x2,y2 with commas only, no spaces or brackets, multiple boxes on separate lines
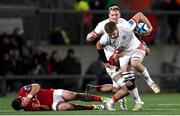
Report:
132,12,153,34
86,31,98,42
29,83,41,97
96,41,103,50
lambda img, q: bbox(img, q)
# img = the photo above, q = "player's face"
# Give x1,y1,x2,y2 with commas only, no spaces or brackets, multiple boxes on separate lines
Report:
107,29,119,39
109,10,120,24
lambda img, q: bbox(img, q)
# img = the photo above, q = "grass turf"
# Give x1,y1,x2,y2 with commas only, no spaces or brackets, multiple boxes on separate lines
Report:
0,93,180,115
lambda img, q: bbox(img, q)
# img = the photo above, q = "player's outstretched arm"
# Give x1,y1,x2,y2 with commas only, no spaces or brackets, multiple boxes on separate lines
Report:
86,31,98,42
132,12,153,35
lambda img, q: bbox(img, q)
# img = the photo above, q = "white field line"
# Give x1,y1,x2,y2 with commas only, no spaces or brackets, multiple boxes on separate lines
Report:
144,108,179,111
0,109,15,112
150,103,180,106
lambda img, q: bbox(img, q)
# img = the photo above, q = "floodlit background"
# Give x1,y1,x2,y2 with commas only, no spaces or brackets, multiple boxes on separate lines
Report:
0,0,180,114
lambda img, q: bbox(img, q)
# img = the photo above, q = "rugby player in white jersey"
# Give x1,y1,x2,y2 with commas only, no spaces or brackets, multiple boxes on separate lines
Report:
86,6,158,111
96,12,160,111
86,5,129,110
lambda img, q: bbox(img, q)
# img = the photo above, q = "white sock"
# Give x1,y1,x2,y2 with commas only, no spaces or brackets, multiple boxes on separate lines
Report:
129,87,143,104
109,98,115,104
140,68,154,86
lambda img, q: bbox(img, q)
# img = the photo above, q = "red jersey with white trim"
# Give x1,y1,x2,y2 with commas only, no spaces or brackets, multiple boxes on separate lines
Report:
18,84,54,109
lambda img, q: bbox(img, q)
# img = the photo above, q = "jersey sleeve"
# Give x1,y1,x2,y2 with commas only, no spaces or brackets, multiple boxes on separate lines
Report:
99,34,108,46
94,22,104,35
127,18,138,31
18,84,32,96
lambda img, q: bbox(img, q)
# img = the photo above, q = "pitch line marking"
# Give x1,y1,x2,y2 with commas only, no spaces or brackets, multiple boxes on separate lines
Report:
144,108,179,111
150,103,180,106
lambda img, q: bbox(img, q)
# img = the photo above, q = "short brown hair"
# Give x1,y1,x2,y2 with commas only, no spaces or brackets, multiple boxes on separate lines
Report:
12,98,22,111
108,5,120,12
104,21,117,34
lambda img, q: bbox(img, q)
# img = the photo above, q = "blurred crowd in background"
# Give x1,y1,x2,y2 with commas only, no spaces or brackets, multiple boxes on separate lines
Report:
0,30,82,76
0,0,179,76
0,0,180,91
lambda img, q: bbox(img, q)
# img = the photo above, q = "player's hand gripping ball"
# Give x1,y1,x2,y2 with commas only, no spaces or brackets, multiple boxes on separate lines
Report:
136,23,149,35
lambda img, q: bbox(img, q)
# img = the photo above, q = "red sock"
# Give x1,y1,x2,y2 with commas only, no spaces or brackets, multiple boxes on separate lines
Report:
85,105,94,110
73,104,94,110
91,95,102,102
112,96,118,103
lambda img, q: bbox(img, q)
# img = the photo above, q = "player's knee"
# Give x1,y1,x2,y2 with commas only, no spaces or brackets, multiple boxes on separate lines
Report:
112,87,119,93
131,60,143,72
68,92,77,99
57,103,72,111
131,60,139,68
126,79,136,91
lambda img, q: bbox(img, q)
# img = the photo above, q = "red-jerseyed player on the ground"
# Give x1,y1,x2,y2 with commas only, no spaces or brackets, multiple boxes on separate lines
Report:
11,83,107,111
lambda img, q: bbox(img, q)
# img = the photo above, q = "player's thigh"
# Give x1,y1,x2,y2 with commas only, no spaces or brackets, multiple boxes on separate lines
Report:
131,49,146,63
56,102,73,111
52,89,65,110
131,49,146,70
119,54,131,72
62,90,78,101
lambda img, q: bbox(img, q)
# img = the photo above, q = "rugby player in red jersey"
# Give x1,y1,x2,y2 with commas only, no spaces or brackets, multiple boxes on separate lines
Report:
11,83,107,111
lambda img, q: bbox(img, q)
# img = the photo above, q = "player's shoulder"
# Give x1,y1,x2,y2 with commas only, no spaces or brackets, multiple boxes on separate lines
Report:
118,18,127,23
100,33,109,42
118,21,132,31
21,84,32,91
98,19,110,26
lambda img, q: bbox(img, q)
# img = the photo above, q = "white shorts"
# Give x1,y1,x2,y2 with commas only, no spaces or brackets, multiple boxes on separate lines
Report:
52,89,65,111
119,49,145,67
105,66,123,89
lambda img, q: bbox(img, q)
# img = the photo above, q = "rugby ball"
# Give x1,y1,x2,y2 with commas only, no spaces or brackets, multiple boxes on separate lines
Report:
136,23,149,35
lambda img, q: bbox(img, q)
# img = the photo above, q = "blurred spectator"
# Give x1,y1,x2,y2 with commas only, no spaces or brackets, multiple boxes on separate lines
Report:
49,50,63,74
21,39,35,74
152,0,180,44
0,34,11,57
0,53,14,75
62,48,81,74
74,0,92,44
12,27,24,55
85,57,107,83
88,0,109,28
49,27,71,45
124,0,151,10
32,47,52,75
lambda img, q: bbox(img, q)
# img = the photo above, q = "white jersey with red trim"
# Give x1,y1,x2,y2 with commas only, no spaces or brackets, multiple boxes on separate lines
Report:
94,18,127,35
93,18,127,61
100,19,141,53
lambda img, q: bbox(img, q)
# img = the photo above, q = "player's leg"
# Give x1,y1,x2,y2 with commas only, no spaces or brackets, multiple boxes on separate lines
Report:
62,90,107,102
131,48,160,93
85,84,118,95
106,85,129,111
113,69,144,111
54,102,105,111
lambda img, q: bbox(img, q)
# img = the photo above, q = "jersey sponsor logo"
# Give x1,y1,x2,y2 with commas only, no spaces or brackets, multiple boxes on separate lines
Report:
128,20,134,26
24,85,31,90
122,35,126,40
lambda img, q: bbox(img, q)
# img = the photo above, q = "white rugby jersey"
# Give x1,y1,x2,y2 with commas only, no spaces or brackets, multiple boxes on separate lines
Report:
94,18,127,60
100,19,141,53
94,18,127,35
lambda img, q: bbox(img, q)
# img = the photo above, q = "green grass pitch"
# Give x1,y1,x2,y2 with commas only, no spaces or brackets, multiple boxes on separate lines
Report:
0,93,180,115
